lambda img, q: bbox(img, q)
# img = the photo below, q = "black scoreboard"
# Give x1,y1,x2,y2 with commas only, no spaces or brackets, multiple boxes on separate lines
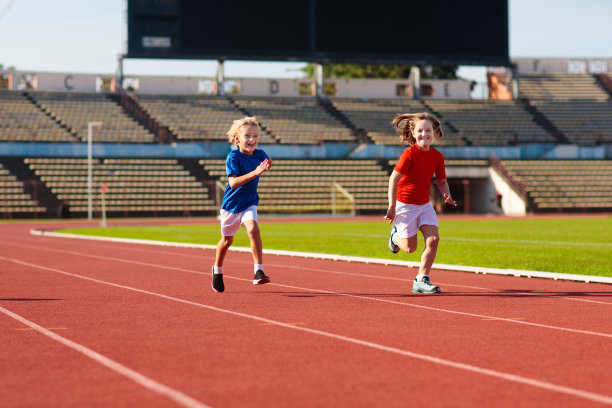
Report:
127,0,509,66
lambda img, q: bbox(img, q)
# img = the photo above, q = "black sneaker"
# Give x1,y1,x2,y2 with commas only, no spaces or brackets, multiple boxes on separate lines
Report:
212,267,225,293
253,270,270,285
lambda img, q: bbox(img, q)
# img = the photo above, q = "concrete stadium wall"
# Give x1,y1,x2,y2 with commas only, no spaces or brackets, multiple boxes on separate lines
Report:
489,168,527,215
512,58,612,74
1,70,471,99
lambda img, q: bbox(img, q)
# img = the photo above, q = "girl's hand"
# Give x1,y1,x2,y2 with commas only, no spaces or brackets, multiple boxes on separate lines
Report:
255,159,270,175
383,207,395,224
443,193,457,206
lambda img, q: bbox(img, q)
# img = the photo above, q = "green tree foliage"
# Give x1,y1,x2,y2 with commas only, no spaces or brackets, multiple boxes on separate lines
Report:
301,63,457,79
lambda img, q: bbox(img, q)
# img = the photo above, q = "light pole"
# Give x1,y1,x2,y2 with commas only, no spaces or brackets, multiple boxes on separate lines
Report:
87,121,102,220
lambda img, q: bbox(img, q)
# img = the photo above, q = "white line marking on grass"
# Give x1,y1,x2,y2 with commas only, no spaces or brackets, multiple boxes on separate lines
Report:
1,256,611,406
31,230,612,285
273,232,612,248
0,306,210,408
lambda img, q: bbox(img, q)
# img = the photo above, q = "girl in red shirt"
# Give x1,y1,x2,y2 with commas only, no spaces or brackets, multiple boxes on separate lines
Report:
384,113,457,293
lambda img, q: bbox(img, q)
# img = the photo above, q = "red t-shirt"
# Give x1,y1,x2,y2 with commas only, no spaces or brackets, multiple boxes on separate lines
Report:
394,144,446,205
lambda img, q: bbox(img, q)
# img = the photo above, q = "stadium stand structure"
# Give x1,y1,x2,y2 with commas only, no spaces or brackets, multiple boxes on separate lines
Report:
0,161,46,217
518,73,612,145
134,94,276,144
22,157,217,217
1,72,611,218
497,159,612,212
231,96,357,145
330,98,461,145
201,159,389,214
0,90,74,142
423,99,558,146
27,91,155,143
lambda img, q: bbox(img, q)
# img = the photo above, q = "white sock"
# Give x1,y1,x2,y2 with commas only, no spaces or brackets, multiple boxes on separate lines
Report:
416,274,427,281
213,265,223,275
254,264,263,273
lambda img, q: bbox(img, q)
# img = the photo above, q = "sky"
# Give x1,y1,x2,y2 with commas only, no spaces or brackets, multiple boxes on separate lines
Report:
0,0,610,86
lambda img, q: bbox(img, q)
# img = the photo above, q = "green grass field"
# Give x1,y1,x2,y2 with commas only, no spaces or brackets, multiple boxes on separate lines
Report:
58,216,612,277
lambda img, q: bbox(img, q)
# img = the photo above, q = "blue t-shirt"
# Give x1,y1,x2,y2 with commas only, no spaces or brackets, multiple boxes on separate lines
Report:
221,148,269,213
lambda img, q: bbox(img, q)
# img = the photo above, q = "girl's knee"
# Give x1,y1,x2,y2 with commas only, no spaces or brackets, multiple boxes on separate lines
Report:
245,223,260,237
404,244,417,254
426,234,440,249
219,236,233,247
397,238,417,253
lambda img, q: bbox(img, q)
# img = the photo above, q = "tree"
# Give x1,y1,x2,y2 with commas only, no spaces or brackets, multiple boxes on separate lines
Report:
301,63,457,79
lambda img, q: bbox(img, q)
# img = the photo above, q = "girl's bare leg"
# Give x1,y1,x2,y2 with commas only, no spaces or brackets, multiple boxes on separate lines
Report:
243,220,263,265
394,234,418,254
215,235,233,266
418,225,440,276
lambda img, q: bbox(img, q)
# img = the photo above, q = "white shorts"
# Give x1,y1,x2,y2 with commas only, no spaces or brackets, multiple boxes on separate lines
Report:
394,201,438,238
220,205,258,237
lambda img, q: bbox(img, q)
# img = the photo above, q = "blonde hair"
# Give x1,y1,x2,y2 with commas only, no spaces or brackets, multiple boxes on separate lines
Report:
391,112,444,145
226,116,260,146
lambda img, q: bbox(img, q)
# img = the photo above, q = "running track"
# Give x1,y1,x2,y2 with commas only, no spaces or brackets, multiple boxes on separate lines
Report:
1,220,611,407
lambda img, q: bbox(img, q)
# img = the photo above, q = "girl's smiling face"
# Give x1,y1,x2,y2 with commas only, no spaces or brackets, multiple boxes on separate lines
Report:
413,119,434,150
236,124,260,154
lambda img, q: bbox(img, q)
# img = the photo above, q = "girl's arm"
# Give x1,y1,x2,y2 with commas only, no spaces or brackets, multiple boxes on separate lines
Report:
228,159,270,189
436,178,457,206
384,170,403,223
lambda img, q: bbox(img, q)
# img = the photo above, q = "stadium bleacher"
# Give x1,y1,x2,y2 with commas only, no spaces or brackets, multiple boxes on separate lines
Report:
423,99,556,145
501,160,612,210
518,73,610,101
0,90,74,142
23,157,216,216
135,94,276,144
231,96,356,145
518,73,612,145
201,159,388,214
330,98,459,145
28,91,155,143
0,162,46,216
1,71,611,218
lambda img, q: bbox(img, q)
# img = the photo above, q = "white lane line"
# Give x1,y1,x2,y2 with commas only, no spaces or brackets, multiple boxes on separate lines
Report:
0,306,210,408
265,261,612,306
6,238,612,307
1,245,611,338
237,279,612,339
29,230,612,285
1,255,611,406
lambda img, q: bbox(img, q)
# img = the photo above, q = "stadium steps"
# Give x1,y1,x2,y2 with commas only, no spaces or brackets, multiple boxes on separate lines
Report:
22,92,81,142
177,158,219,202
226,96,279,144
594,74,612,100
317,96,372,144
111,89,177,144
420,100,471,146
0,157,66,217
517,98,570,144
500,159,612,213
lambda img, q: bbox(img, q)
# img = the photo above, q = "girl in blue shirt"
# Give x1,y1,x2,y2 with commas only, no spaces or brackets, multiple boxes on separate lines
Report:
212,117,271,293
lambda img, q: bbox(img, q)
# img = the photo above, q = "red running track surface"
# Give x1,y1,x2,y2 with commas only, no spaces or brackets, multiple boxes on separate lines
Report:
1,220,611,407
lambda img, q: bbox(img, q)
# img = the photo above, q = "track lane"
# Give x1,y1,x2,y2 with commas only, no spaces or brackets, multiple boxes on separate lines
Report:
1,221,611,407
2,256,611,407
